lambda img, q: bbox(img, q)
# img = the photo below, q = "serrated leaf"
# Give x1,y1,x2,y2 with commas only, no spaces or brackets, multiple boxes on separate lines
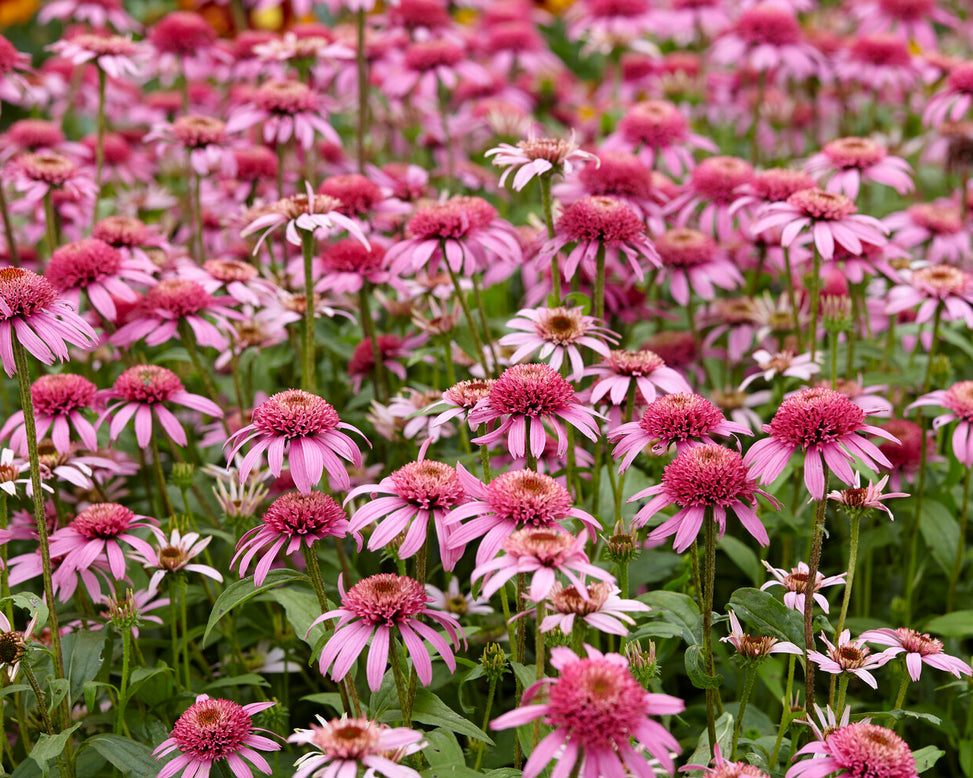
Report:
685,644,722,689
85,734,160,777
918,500,959,575
729,588,806,649
925,611,973,638
28,723,82,774
913,745,945,773
202,569,305,644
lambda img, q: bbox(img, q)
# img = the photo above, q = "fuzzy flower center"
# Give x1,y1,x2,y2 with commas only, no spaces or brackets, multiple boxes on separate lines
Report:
501,527,574,564
579,152,653,200
8,119,65,149
93,215,153,247
946,63,973,94
767,386,866,448
0,268,58,320
319,174,384,216
321,240,385,274
851,34,911,66
558,196,645,244
787,188,857,220
150,12,216,55
735,5,802,45
605,349,665,376
549,581,612,615
824,722,917,778
203,259,257,284
275,193,341,221
943,381,973,421
251,390,340,438
894,628,943,656
262,492,347,537
18,152,77,184
733,634,782,660
618,100,687,148
586,0,650,17
407,198,496,240
655,228,717,267
907,203,961,234
912,265,969,297
638,392,726,442
171,115,226,148
485,470,572,526
545,657,647,750
72,503,134,539
404,40,464,71
0,631,25,665
389,461,464,509
662,444,756,507
690,157,755,203
444,380,493,409
517,137,579,164
113,365,184,403
143,279,213,317
159,545,187,570
533,307,590,344
46,238,122,290
343,574,428,625
73,32,137,57
170,697,253,760
878,0,933,19
234,147,278,180
309,719,382,759
824,137,887,169
750,168,817,202
489,364,576,417
254,80,317,114
30,374,96,416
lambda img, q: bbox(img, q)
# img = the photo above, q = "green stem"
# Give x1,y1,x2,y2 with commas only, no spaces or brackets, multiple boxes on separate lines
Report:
301,545,331,614
769,654,796,769
539,176,561,303
168,578,182,692
301,233,318,393
835,673,849,719
471,275,499,372
179,577,191,689
702,507,718,759
478,424,492,484
594,243,606,323
0,496,12,625
150,435,174,519
834,514,860,640
892,664,910,711
731,665,757,760
114,629,131,734
947,466,972,611
781,247,804,351
446,261,490,377
804,470,830,717
808,247,822,363
0,184,20,267
21,663,55,735
473,674,499,771
355,8,368,173
43,192,59,258
91,67,107,230
193,170,206,264
830,331,839,390
359,282,388,402
390,638,411,727
525,418,538,471
532,601,546,749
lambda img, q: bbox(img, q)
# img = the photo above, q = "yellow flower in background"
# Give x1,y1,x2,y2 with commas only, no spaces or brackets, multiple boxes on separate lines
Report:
540,0,575,14
0,0,38,29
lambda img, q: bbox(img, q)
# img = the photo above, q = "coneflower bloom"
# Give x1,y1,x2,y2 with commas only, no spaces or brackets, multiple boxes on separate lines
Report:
731,167,818,223
491,646,684,778
654,228,743,305
47,31,147,80
485,131,596,191
804,137,914,200
0,373,98,454
233,492,355,586
469,364,602,460
720,610,802,659
540,581,650,636
289,716,425,778
761,560,845,614
429,379,494,431
744,386,897,499
48,502,157,583
136,527,223,591
536,196,661,283
910,381,973,466
886,264,973,330
225,390,368,494
7,151,97,206
227,79,340,150
738,349,821,390
148,115,236,177
309,573,464,692
499,306,617,381
885,201,970,265
99,365,223,448
554,152,667,228
827,474,908,521
383,38,490,100
859,628,972,681
750,187,888,261
346,460,466,569
787,721,918,778
666,156,755,240
631,444,777,551
471,527,612,601
610,393,751,468
318,240,391,295
586,349,692,408
154,695,279,778
683,744,771,778
0,35,31,110
0,268,96,376
38,0,140,32
924,61,973,127
445,466,598,568
807,630,891,689
45,237,157,322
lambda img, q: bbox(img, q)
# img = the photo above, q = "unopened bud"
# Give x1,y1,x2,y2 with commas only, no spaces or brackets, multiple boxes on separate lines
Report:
821,295,852,333
626,640,659,687
171,462,196,491
606,533,638,565
106,590,140,632
481,643,507,682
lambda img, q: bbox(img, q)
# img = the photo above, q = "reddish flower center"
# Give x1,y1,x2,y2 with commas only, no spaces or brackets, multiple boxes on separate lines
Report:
824,722,917,778
0,268,58,320
894,628,943,656
171,115,226,148
489,363,576,417
72,32,137,57
619,100,688,148
392,0,452,29
7,119,65,150
638,392,726,441
735,5,802,45
605,349,665,376
501,527,574,564
262,491,347,537
662,443,756,507
389,461,464,509
203,258,257,284
907,203,961,234
947,63,973,94
549,581,612,615
486,22,543,53
767,386,866,448
484,469,572,526
878,0,933,20
321,240,385,274
444,379,494,409
30,374,96,416
787,188,857,220
169,697,254,760
251,390,340,438
823,137,888,169
233,147,279,181
655,228,717,267
879,419,925,468
254,80,317,114
142,279,213,317
0,36,19,74
586,0,650,17
851,34,911,67
943,381,973,421
404,40,464,71
159,545,187,570
46,238,122,291
309,719,383,759
93,215,153,247
342,573,428,625
113,365,183,403
72,503,134,539
579,152,653,200
912,264,969,297
18,151,77,184
149,11,217,56
749,168,817,202
558,196,645,244
318,174,384,216
690,157,755,203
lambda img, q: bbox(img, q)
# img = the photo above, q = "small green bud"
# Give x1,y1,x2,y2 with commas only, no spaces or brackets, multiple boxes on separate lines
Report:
171,463,196,491
606,533,639,565
626,640,659,687
481,643,507,682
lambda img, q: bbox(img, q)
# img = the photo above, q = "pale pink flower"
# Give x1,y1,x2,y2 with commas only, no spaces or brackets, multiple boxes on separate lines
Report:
632,444,777,551
309,573,464,692
147,115,236,177
909,381,973,466
827,473,908,521
926,61,973,127
885,201,971,265
805,137,913,200
682,743,771,778
135,527,223,591
731,167,818,224
654,228,743,305
761,560,845,614
860,627,972,681
0,373,98,454
720,610,802,658
225,390,368,494
485,131,596,191
381,38,490,100
154,695,279,778
0,35,31,110
7,151,97,206
289,716,424,778
564,0,654,47
739,349,822,390
787,721,918,778
425,577,493,619
854,0,958,55
227,79,339,150
835,34,919,93
807,630,891,688
666,156,755,241
98,365,223,448
886,264,973,329
491,646,684,778
38,0,140,31
48,31,147,79
429,379,494,431
586,348,691,408
541,580,650,636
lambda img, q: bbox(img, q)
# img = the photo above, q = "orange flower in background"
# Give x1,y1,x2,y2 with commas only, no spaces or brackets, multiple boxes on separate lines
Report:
0,0,38,29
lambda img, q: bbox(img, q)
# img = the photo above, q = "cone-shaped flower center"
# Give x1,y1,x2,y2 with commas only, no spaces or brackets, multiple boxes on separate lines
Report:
72,503,134,539
825,722,918,778
558,196,645,243
619,100,687,148
662,444,757,507
262,492,347,537
251,390,340,438
47,239,122,289
31,373,96,415
114,365,183,403
343,574,428,625
638,392,726,441
485,470,572,526
766,386,866,448
489,364,576,416
0,268,58,319
389,461,464,509
170,697,253,759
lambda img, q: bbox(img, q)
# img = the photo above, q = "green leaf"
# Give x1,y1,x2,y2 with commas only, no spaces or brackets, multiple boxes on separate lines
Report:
383,689,494,745
509,661,536,690
729,588,806,649
856,709,942,726
685,644,722,690
424,729,467,766
302,692,345,715
85,734,160,777
918,500,959,575
262,585,330,648
62,630,106,706
925,611,973,638
3,592,48,632
685,712,733,773
123,666,172,704
28,723,82,774
421,767,484,778
0,683,30,700
959,738,973,777
638,591,700,643
913,745,945,773
718,536,761,585
202,569,305,644
203,673,270,691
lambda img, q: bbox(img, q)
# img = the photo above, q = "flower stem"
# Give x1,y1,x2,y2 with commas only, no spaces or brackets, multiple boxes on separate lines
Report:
804,470,830,717
525,418,538,471
301,233,318,393
446,260,490,377
808,247,822,363
114,629,132,735
835,673,849,720
355,8,368,173
91,67,107,231
301,545,331,615
594,243,606,323
390,637,412,727
770,654,796,769
471,275,500,372
892,663,910,711
781,247,804,351
834,514,860,643
473,673,499,771
532,601,546,749
731,665,757,760
150,435,174,519
168,577,182,692
43,192,59,258
477,424,492,484
539,176,561,303
702,507,718,759
359,282,388,402
0,185,19,267
947,465,972,611
21,662,55,735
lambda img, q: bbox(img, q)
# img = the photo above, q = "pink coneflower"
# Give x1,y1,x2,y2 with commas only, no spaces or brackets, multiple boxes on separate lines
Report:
148,11,216,57
92,215,166,265
655,228,743,305
564,0,654,48
604,99,717,177
0,448,31,497
807,630,891,688
46,237,156,322
499,306,617,381
886,264,973,330
38,0,140,32
827,473,908,521
854,0,958,53
6,151,97,207
317,240,390,296
540,580,650,636
0,268,96,376
709,4,822,81
0,373,98,454
0,35,31,111
289,717,424,778
429,379,494,431
586,348,692,408
347,333,426,394
48,502,157,583
909,381,973,466
738,349,821,390
787,721,918,778
154,694,279,778
610,393,751,468
924,61,973,127
537,196,660,284
720,609,802,659
469,363,602,461
148,115,235,177
554,152,667,228
485,132,596,192
233,491,354,586
804,137,914,200
99,365,223,448
346,460,466,569
860,628,972,681
310,573,463,692
491,646,684,778
761,560,845,614
48,31,146,80
386,196,522,277
631,443,777,551
836,33,918,93
667,156,755,240
472,527,611,601
136,527,223,591
750,188,887,260
732,167,818,223
225,390,368,494
444,466,598,568
111,278,239,351
744,386,897,499
885,201,970,265
683,744,771,778
317,174,409,226
181,259,275,308
228,79,339,151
